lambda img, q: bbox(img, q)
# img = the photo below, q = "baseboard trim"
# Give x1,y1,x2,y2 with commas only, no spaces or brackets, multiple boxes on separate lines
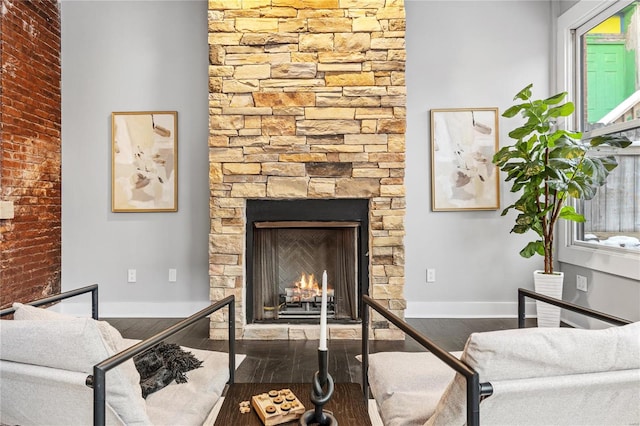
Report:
405,301,538,318
55,301,211,318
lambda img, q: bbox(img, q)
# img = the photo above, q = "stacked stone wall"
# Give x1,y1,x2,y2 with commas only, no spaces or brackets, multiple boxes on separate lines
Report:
208,0,406,340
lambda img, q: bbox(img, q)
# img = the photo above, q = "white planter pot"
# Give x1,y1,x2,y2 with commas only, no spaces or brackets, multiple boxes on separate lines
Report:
533,270,564,328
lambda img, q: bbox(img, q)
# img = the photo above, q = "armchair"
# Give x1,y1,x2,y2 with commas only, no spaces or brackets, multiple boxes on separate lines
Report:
0,284,238,426
361,289,639,426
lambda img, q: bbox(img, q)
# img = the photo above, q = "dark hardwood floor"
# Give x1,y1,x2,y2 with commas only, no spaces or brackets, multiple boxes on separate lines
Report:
106,317,536,384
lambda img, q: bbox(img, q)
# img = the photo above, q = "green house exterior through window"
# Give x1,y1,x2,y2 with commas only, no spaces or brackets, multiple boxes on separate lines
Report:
586,40,634,123
576,2,640,253
584,6,637,124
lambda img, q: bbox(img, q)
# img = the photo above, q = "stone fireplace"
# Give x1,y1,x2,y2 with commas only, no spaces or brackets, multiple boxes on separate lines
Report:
208,0,406,340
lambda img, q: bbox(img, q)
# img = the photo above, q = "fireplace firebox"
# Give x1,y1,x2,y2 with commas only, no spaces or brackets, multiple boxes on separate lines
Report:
246,199,369,324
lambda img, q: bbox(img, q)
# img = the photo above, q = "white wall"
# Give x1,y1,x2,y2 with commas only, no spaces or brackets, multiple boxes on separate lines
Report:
61,0,633,322
61,0,210,316
404,1,552,317
561,264,640,326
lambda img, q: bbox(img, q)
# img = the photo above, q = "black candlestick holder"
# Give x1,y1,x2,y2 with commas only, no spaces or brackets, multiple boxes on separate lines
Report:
299,349,338,425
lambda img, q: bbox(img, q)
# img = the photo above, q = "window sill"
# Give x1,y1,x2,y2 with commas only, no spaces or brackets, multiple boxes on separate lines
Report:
558,223,640,280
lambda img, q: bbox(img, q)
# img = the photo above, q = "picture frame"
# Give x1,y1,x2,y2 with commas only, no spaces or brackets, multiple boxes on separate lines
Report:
430,108,500,211
111,111,178,212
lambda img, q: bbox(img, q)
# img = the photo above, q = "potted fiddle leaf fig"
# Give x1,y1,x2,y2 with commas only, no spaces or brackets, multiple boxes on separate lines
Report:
493,84,631,326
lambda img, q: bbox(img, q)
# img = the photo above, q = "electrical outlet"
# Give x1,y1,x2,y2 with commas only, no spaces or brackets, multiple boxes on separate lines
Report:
127,269,137,283
427,268,436,283
169,268,177,282
576,275,588,292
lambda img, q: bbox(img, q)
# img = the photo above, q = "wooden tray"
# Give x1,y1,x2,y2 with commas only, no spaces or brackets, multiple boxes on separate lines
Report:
251,388,306,426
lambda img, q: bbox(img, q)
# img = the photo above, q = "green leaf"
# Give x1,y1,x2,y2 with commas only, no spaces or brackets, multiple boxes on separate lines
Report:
502,104,526,118
581,183,597,200
508,125,535,140
543,92,567,105
512,224,530,234
599,155,618,172
566,130,582,139
559,205,585,222
581,157,607,185
520,241,544,258
547,129,581,146
554,144,585,160
514,84,533,101
547,102,574,118
493,147,524,165
590,134,633,149
548,157,575,169
524,161,545,177
566,180,583,198
500,204,516,216
547,178,568,192
515,214,533,226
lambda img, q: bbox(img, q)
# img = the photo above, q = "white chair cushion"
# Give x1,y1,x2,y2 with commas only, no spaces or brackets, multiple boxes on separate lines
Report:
13,302,77,320
465,321,640,379
362,351,461,426
4,304,151,425
13,302,128,352
479,369,640,425
145,348,238,426
0,360,126,426
426,322,640,425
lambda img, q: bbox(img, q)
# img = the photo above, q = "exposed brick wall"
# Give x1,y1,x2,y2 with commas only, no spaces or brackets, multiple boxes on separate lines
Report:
0,0,62,308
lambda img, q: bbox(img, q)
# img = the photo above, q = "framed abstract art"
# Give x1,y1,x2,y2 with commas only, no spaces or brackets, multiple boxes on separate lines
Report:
430,108,500,211
111,111,178,212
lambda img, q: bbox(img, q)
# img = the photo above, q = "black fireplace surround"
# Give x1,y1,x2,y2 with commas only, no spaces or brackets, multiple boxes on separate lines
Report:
246,199,369,324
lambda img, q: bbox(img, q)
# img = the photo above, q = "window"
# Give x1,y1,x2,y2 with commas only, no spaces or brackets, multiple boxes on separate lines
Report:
557,0,640,279
576,2,640,252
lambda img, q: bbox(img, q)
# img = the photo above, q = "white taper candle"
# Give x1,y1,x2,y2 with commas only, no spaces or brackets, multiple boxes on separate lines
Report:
319,270,328,351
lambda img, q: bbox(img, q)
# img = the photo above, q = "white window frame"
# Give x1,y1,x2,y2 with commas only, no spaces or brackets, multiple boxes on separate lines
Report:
556,0,640,281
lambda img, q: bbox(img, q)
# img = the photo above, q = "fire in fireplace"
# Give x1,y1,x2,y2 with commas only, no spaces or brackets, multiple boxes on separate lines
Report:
278,273,335,319
245,199,369,325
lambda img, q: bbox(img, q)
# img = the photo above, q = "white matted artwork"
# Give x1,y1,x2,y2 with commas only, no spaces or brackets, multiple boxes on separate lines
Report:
430,108,500,211
111,111,178,212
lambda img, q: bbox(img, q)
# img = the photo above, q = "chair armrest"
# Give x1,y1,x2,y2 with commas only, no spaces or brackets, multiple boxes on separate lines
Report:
0,284,99,319
517,288,631,328
361,295,487,426
91,295,236,426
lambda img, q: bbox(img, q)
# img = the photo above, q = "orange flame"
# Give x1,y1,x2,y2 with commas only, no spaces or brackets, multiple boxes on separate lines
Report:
286,272,334,301
294,273,320,298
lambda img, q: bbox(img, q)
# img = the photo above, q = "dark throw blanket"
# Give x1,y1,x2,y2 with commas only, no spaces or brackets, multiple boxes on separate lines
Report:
133,342,203,398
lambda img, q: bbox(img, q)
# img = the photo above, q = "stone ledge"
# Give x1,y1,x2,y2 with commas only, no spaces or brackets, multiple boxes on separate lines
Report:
239,324,381,340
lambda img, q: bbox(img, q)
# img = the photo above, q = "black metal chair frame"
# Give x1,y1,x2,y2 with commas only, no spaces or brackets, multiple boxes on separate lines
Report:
1,284,236,426
361,288,632,426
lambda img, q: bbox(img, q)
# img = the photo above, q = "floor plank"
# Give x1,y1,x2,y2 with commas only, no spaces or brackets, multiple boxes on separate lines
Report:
106,317,537,384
